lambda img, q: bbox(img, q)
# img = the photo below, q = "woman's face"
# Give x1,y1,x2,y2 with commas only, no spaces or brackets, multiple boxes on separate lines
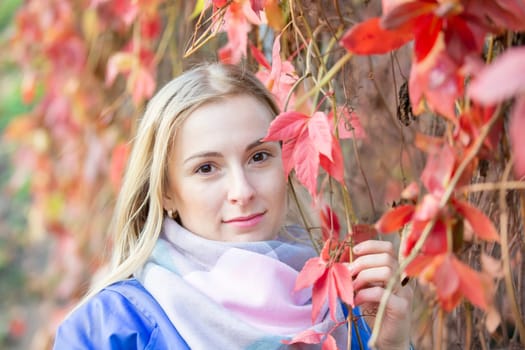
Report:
163,94,287,242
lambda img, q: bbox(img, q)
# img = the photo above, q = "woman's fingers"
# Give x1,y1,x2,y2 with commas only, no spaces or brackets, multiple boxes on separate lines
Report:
352,266,393,290
354,285,412,317
353,240,395,257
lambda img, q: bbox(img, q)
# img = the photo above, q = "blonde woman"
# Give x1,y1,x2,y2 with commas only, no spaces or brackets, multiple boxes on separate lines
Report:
53,63,413,350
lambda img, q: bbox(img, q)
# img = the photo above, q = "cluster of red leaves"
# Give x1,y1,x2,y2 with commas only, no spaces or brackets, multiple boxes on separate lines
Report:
263,103,365,198
340,0,523,312
211,0,285,64
283,207,376,348
375,143,499,310
5,0,165,344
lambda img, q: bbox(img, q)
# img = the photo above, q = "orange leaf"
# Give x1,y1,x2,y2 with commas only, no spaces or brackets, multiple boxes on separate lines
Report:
453,199,499,242
451,256,491,310
340,17,413,55
375,205,415,233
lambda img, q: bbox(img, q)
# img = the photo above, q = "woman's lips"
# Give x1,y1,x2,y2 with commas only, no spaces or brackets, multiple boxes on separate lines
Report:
223,212,265,228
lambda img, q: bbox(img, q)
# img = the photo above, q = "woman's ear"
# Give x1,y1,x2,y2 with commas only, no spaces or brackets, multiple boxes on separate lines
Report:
162,193,176,214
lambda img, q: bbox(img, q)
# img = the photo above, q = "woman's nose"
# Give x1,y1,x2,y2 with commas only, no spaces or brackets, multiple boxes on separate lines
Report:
227,168,255,205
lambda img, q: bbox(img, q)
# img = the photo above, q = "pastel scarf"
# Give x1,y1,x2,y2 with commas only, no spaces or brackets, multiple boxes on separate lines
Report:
135,218,366,349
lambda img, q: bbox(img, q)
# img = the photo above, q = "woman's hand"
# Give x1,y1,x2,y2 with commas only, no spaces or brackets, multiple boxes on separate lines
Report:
347,240,413,350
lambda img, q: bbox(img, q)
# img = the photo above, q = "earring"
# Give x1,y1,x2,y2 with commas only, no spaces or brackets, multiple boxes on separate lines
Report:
167,209,174,218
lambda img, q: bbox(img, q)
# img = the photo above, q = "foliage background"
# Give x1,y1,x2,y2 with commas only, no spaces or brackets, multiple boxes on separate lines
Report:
0,0,523,349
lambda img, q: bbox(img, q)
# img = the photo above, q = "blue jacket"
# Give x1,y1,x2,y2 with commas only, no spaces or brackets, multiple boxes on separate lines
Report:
53,279,371,349
53,279,190,349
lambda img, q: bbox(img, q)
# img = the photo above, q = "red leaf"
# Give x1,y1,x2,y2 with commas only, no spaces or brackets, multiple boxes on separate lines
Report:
375,205,415,233
321,205,341,241
327,268,339,321
413,14,442,62
381,0,437,30
420,144,456,195
332,263,354,307
249,42,271,70
468,47,525,105
282,328,324,345
263,111,307,142
308,111,332,160
250,0,265,13
322,334,338,350
295,257,327,291
453,199,500,242
405,254,436,276
319,138,344,183
293,131,320,197
451,255,490,310
340,17,413,55
281,137,297,178
409,51,464,120
510,97,525,179
413,194,440,221
312,270,329,322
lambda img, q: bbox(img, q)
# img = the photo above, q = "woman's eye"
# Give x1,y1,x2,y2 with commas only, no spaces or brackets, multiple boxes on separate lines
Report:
251,151,270,163
195,163,215,174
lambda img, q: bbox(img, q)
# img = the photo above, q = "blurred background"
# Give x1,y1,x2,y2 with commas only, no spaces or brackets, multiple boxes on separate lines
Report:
0,0,523,349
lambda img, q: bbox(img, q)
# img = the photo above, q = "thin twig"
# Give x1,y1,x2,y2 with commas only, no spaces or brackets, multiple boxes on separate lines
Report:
499,156,525,345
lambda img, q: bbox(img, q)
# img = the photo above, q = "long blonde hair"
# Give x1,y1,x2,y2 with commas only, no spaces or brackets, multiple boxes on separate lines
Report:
83,63,280,303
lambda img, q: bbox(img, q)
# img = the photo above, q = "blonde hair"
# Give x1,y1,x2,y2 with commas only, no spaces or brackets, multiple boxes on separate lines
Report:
82,63,280,303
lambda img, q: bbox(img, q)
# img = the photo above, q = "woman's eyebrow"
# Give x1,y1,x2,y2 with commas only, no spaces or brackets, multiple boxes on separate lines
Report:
245,139,264,152
183,151,222,164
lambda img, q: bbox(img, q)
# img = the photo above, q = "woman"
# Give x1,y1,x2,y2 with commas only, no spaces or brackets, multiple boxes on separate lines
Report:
53,63,412,349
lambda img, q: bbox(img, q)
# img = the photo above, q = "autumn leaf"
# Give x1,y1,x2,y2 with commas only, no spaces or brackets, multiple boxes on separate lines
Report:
375,204,415,233
452,199,500,242
340,17,413,55
321,205,341,241
263,110,343,196
468,47,525,105
295,238,355,322
322,334,338,350
408,253,492,311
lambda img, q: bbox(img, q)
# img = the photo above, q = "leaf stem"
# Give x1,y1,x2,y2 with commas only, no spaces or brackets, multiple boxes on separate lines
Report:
295,52,353,109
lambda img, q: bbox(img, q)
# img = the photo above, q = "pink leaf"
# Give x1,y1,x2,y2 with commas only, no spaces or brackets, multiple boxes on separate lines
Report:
263,111,307,142
282,328,324,345
312,270,329,322
319,138,344,183
322,334,338,350
468,47,525,105
293,131,320,197
308,112,333,160
295,257,327,291
332,263,354,307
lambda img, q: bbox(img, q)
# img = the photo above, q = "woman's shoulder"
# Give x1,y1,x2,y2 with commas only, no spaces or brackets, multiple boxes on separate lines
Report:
53,279,189,350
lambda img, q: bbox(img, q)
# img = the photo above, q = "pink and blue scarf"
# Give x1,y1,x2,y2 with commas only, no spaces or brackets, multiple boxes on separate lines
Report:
135,218,359,349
